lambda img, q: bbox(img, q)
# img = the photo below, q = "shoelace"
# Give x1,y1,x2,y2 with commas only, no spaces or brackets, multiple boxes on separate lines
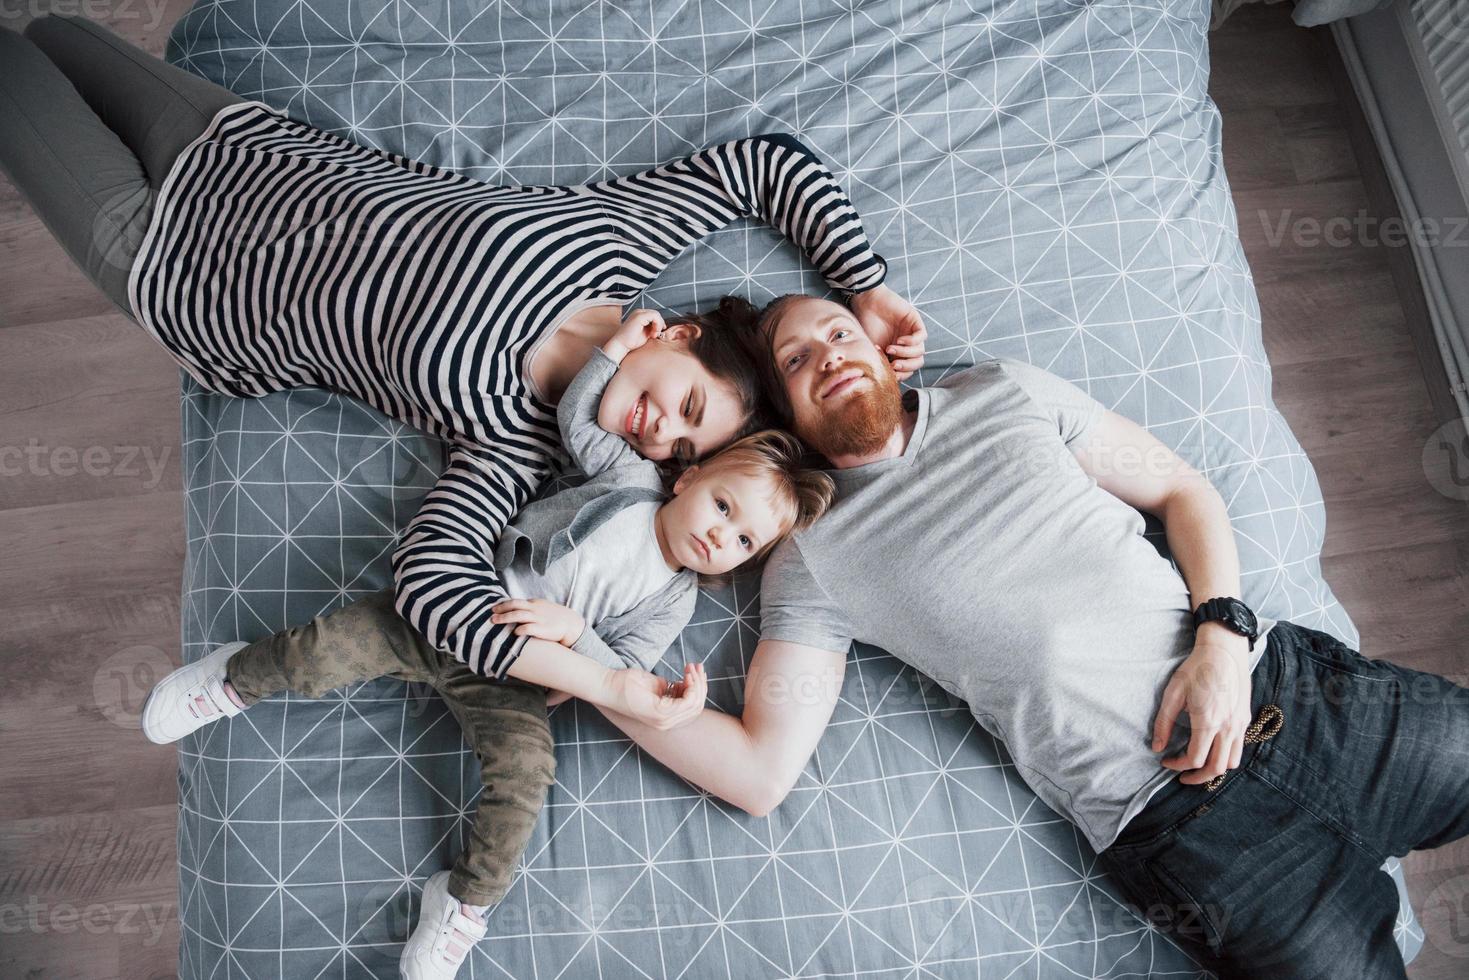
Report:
1203,703,1283,792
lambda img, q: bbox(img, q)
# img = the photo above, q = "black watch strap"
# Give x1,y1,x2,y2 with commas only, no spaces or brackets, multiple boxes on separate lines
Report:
1192,597,1258,651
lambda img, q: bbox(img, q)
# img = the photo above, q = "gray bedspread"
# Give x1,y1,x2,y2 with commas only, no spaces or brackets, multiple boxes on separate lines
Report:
163,0,1421,975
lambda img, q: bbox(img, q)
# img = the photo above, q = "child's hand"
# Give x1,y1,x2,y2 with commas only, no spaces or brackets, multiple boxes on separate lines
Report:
607,662,707,731
491,598,586,647
665,662,707,722
602,308,667,364
848,284,927,380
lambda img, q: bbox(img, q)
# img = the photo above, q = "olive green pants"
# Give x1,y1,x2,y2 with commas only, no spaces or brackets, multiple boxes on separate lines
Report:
226,588,556,906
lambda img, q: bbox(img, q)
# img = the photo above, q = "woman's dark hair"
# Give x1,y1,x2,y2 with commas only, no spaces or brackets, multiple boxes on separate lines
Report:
673,294,807,437
665,295,776,450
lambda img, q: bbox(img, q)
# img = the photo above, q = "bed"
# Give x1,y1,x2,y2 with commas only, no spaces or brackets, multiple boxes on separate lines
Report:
163,0,1422,975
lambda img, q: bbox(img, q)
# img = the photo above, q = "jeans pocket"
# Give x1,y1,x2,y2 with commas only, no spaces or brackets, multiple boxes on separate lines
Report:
1144,855,1226,954
1291,627,1397,685
1099,852,1172,930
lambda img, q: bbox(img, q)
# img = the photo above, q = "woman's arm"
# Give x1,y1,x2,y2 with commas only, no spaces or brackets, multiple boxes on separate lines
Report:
594,639,847,816
586,135,928,376
390,428,552,680
585,133,888,297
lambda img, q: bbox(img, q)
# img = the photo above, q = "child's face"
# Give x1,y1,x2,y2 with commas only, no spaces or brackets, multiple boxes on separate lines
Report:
597,325,746,464
658,466,788,575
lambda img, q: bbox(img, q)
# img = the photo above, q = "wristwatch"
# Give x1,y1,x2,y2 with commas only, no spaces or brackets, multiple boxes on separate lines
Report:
1192,597,1259,651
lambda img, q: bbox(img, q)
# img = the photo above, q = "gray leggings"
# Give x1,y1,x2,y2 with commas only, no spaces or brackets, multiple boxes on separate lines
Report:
0,16,242,315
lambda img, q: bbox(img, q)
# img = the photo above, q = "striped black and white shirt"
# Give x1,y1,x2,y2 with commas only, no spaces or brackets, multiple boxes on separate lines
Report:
127,100,887,678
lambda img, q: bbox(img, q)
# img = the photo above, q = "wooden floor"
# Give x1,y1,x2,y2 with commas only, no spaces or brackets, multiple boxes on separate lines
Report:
1,4,1465,978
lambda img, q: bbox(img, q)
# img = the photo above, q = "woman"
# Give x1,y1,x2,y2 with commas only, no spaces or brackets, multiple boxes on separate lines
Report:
0,15,926,681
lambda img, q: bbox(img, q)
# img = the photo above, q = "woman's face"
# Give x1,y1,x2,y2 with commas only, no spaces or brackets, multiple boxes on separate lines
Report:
597,324,747,463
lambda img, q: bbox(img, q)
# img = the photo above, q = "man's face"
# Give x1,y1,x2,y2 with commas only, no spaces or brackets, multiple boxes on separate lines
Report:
768,297,903,459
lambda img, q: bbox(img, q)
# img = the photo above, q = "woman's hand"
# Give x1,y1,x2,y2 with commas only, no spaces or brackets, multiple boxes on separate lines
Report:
604,662,707,731
546,689,573,708
848,284,927,380
491,598,586,647
602,308,668,364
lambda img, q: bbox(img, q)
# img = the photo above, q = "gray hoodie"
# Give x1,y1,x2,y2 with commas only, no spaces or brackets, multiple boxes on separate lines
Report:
492,348,697,676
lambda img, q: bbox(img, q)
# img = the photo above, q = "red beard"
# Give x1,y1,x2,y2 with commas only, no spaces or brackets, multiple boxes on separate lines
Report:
798,357,904,459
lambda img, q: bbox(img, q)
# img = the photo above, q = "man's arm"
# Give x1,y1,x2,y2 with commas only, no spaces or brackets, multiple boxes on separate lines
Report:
595,639,847,816
1069,408,1252,784
1073,410,1245,629
503,636,706,731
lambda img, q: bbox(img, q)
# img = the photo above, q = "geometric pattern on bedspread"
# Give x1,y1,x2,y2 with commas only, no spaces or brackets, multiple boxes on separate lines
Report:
164,0,1421,975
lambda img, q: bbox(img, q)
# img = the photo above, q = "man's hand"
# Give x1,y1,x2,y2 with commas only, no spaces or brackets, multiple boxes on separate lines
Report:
848,284,926,380
1151,636,1253,785
604,662,708,731
602,308,667,364
491,598,586,647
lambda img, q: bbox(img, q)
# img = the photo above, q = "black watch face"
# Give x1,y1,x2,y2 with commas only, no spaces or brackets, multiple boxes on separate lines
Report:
1229,601,1258,635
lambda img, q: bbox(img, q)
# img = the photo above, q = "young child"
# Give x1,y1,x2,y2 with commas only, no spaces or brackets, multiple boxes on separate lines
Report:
140,309,835,980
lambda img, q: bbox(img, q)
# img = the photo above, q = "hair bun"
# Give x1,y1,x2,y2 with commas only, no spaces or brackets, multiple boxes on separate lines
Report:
710,295,761,332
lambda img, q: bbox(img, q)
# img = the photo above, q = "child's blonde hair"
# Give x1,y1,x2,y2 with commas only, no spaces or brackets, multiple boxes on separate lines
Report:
693,429,835,568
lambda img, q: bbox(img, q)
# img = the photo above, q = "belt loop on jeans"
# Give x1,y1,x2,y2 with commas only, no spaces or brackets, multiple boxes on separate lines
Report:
1203,703,1284,792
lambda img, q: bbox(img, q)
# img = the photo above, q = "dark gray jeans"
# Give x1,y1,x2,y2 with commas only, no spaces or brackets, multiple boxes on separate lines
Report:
0,16,242,315
1101,620,1469,978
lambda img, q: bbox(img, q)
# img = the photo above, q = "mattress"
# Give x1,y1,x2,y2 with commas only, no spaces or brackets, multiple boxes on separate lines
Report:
164,0,1422,975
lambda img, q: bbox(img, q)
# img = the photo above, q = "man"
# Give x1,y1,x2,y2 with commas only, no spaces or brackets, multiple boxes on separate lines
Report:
599,289,1469,979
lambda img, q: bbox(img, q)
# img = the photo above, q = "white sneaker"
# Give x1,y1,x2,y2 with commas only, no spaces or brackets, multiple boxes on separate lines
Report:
140,641,248,744
400,871,487,980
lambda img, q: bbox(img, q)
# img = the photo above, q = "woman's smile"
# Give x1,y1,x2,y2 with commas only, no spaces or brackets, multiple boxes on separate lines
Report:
626,392,651,440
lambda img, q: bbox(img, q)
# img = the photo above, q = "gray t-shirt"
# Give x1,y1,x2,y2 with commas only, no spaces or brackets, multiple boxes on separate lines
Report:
760,358,1275,853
